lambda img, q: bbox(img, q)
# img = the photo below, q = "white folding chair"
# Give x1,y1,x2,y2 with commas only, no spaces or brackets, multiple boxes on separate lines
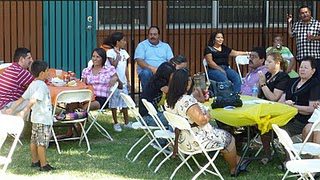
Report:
0,114,24,173
85,82,118,141
235,55,249,80
0,63,12,69
292,110,320,156
120,93,161,162
202,58,211,86
272,124,320,180
51,89,92,154
141,99,194,173
163,111,224,180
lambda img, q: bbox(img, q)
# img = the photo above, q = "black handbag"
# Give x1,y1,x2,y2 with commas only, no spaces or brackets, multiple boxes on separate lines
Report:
210,80,243,109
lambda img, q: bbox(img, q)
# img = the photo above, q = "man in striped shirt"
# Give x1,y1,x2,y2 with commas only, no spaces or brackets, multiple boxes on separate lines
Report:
0,48,34,114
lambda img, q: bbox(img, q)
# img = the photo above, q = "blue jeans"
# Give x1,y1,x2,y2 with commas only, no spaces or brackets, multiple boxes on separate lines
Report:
138,69,153,93
208,65,241,93
144,112,174,131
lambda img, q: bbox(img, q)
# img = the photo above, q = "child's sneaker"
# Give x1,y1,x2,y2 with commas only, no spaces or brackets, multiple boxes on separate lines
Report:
113,123,122,132
31,161,40,168
123,122,134,129
39,164,56,171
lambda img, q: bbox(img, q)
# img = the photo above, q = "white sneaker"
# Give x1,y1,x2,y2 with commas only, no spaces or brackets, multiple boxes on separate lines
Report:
123,122,134,129
113,123,122,132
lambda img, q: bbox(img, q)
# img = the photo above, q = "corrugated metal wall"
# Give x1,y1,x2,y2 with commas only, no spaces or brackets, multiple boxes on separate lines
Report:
0,1,43,62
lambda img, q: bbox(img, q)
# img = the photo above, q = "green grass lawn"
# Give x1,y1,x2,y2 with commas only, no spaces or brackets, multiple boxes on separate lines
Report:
2,112,287,180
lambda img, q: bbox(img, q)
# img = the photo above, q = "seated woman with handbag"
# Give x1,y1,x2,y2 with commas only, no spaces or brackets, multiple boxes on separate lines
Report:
165,68,248,176
204,31,249,93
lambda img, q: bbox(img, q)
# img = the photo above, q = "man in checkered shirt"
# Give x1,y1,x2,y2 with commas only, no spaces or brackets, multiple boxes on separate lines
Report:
287,5,320,78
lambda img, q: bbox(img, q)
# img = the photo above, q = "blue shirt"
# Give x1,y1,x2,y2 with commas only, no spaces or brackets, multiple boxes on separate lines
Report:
134,39,174,74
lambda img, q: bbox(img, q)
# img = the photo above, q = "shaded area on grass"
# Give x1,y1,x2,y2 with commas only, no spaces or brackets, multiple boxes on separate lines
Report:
3,112,285,179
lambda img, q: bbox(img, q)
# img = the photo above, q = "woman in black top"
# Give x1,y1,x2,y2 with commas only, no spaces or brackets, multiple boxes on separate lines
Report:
257,52,290,163
280,57,320,137
258,52,290,101
204,31,249,93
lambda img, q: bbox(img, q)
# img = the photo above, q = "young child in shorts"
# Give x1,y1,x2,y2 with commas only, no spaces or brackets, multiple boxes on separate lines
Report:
7,60,55,171
106,32,131,132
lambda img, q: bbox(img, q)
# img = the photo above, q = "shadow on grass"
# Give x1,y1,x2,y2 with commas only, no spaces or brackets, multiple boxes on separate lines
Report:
4,113,285,179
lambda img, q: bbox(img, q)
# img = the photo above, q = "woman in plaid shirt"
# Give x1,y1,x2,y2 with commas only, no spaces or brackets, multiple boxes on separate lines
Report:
82,48,118,110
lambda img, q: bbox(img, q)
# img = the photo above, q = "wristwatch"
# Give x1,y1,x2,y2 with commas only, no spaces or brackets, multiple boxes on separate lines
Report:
260,84,266,88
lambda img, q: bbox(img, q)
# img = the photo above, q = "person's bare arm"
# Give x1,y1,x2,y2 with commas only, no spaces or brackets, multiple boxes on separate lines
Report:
287,14,293,38
229,50,249,57
160,86,169,94
6,98,36,118
136,58,157,74
278,93,286,103
204,54,225,74
18,99,36,118
125,62,131,91
261,87,284,102
192,87,205,103
5,98,25,115
110,73,121,88
258,72,284,101
285,100,317,115
186,104,210,126
108,56,120,67
286,57,296,73
82,77,87,84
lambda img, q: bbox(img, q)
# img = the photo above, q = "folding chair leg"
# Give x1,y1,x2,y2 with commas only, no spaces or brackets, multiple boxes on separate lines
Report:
254,146,263,157
154,152,173,173
93,121,113,141
85,114,113,142
1,132,22,172
170,154,193,180
78,123,91,153
179,152,194,173
9,134,23,146
191,156,206,175
84,118,96,135
154,148,195,174
148,141,170,167
192,151,223,180
132,139,154,162
126,133,148,161
51,128,61,154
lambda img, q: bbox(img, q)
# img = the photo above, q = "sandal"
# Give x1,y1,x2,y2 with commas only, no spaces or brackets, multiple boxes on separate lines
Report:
230,159,251,177
239,159,252,171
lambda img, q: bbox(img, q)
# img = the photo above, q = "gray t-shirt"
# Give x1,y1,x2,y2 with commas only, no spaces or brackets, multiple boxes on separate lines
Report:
22,80,53,125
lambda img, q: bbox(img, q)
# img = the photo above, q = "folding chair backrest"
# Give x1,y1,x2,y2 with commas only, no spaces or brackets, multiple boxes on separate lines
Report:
163,111,191,131
142,99,165,130
53,89,92,115
99,82,119,110
120,93,146,126
312,119,320,132
235,55,249,80
0,114,24,172
272,124,300,160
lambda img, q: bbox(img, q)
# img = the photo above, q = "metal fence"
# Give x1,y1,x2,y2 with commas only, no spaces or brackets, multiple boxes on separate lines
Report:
97,0,318,95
